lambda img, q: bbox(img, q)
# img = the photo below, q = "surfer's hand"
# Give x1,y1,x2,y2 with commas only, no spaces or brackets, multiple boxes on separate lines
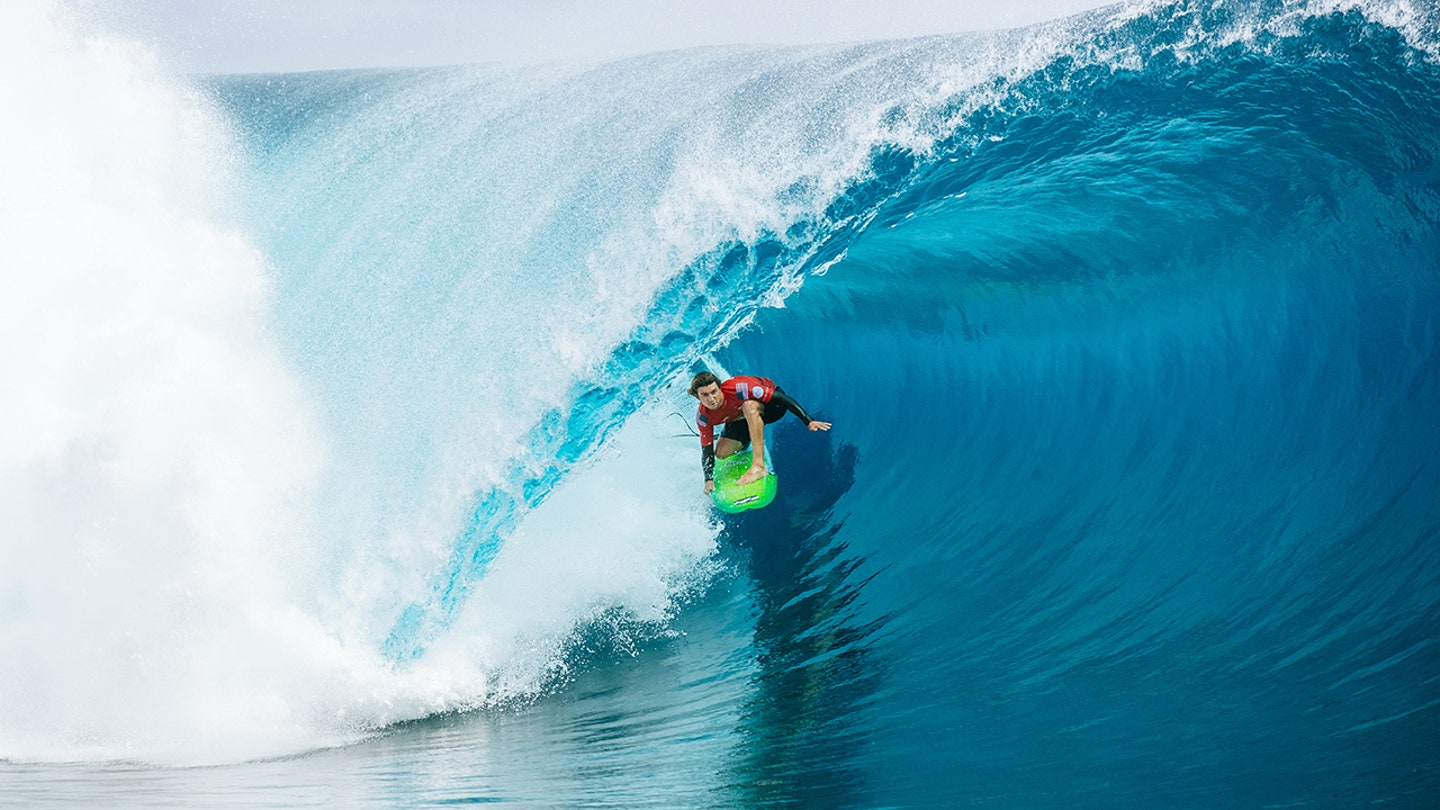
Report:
809,420,832,431
705,480,715,494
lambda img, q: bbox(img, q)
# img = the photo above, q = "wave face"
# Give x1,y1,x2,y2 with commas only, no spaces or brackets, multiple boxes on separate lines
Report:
4,0,1439,806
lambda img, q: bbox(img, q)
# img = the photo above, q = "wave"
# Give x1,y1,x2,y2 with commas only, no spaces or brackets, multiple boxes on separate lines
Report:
2,4,1437,804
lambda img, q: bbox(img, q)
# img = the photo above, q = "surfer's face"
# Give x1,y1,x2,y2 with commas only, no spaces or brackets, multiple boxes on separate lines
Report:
695,383,724,410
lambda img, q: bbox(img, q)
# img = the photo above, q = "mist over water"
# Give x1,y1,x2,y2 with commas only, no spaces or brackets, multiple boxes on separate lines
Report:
3,0,1438,806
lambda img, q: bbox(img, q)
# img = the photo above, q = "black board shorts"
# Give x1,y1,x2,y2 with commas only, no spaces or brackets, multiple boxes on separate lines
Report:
718,389,790,447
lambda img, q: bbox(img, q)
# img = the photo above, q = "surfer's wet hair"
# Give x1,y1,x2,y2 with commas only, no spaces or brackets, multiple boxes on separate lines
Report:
689,371,722,397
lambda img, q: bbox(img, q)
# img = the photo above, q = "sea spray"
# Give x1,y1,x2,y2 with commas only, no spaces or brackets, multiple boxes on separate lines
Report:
0,0,341,762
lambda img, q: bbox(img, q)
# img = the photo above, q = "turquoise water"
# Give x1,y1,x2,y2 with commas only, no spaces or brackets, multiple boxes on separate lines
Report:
3,0,1438,806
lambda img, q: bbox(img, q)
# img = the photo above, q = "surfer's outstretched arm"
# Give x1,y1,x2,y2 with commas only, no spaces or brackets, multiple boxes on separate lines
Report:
770,389,832,431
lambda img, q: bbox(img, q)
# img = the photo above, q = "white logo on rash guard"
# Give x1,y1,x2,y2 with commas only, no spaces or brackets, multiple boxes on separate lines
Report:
752,386,766,399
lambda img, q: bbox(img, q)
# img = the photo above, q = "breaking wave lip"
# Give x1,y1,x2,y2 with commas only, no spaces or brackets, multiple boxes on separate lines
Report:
3,0,1438,782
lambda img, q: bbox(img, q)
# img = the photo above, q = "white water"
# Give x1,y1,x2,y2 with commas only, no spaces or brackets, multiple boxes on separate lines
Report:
0,0,342,763
0,1,720,765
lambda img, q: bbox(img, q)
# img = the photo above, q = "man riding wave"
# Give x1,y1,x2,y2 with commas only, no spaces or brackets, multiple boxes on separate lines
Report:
688,371,832,493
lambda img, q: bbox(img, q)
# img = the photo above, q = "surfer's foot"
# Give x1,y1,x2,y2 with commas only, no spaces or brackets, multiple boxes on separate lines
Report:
737,465,768,485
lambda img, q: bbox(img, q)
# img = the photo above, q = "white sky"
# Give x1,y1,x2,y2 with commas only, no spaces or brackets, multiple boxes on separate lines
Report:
72,0,1118,74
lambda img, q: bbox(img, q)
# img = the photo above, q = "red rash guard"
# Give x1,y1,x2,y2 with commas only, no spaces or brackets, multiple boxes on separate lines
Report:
696,376,777,447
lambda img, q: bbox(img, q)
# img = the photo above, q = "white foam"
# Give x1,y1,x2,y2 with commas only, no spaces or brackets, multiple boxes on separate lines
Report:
0,5,729,757
0,0,339,764
373,403,722,717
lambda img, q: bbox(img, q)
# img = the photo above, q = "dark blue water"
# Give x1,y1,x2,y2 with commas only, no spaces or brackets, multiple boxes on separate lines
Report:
719,7,1440,804
4,0,1438,806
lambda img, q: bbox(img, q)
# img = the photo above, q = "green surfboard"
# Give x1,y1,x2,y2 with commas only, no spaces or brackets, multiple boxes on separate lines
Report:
710,446,777,513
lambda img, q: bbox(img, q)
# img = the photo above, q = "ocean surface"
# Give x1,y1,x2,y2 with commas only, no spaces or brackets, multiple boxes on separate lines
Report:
3,0,1439,806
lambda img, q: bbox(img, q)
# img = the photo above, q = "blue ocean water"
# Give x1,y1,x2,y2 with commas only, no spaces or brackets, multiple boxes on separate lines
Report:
3,0,1439,806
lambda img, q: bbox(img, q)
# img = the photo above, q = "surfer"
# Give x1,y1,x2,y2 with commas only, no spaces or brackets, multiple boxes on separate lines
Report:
689,371,831,492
